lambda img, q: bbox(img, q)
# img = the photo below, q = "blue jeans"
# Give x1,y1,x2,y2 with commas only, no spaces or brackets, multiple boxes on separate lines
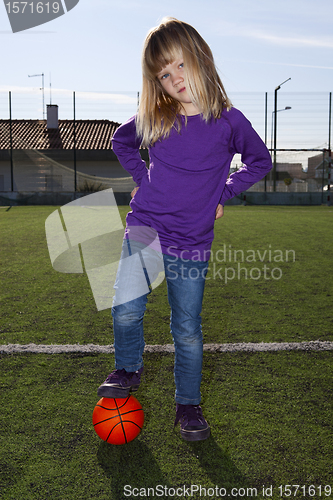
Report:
112,239,209,405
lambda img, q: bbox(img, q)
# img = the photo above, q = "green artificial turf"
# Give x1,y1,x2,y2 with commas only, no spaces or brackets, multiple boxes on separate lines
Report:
0,205,332,345
0,351,332,499
0,205,332,499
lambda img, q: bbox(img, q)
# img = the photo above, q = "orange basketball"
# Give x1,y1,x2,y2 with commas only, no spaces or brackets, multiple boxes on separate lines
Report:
92,395,144,445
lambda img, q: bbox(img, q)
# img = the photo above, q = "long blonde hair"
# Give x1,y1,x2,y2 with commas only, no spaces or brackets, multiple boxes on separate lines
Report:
136,17,232,146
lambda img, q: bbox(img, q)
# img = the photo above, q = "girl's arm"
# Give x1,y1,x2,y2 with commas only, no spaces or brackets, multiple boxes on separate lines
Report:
220,110,272,205
112,116,148,187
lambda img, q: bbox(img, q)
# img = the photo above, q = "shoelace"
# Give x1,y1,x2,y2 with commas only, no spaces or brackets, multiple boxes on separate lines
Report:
105,368,128,382
174,405,203,426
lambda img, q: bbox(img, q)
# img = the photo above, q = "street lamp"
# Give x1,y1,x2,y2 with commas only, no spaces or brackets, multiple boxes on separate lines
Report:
270,107,292,152
273,78,291,191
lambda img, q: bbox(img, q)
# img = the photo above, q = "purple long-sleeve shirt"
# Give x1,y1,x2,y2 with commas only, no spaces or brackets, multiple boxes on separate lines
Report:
112,107,272,261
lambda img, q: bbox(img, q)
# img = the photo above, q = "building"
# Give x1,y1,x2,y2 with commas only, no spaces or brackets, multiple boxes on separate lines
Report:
0,105,146,193
307,153,329,180
275,162,306,180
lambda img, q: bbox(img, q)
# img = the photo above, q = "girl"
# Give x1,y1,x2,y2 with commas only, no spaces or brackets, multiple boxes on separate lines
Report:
98,17,272,441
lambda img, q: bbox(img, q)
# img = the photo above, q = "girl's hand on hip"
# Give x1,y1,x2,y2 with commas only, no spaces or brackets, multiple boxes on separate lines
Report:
215,204,224,220
131,186,140,198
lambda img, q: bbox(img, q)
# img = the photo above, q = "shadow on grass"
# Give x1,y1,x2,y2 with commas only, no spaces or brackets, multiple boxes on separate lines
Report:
187,434,251,496
97,439,172,498
97,433,250,499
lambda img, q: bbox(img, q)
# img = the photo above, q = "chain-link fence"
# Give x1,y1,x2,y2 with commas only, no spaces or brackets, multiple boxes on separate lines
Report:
0,90,331,201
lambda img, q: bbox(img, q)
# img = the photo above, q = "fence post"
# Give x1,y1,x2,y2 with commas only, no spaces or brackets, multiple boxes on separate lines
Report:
329,92,332,151
273,87,278,192
73,91,77,193
9,91,14,192
328,92,332,205
328,149,331,206
264,92,267,192
321,150,325,204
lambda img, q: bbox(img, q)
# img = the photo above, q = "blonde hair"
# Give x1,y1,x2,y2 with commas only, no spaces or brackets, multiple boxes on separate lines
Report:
136,17,232,146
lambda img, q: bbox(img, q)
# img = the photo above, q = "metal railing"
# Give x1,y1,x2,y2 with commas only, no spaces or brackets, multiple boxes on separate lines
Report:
0,90,331,202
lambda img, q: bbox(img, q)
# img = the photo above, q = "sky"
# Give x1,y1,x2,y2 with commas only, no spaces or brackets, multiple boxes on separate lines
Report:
0,0,332,154
1,0,332,93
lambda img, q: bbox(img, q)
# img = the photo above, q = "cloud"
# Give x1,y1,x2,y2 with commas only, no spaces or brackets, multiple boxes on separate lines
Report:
0,86,137,103
244,31,333,49
233,60,333,71
276,62,333,70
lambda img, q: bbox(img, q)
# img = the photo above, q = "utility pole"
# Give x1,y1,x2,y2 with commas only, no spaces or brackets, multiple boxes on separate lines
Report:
273,78,291,191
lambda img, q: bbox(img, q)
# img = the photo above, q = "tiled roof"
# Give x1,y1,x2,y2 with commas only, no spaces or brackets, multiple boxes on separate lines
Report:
0,119,121,150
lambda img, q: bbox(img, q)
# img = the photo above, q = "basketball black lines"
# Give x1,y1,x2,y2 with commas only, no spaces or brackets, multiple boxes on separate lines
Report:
92,395,144,445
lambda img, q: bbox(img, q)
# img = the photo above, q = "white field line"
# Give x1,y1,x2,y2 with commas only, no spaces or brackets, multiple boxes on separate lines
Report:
1,341,333,354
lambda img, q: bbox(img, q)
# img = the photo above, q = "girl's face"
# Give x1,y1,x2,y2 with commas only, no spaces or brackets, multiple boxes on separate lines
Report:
156,59,200,116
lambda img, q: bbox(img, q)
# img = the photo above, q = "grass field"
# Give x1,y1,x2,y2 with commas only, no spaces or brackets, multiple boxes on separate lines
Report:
0,205,332,499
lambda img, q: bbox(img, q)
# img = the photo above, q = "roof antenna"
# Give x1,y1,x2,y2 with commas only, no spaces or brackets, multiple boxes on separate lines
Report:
49,72,52,105
28,73,45,119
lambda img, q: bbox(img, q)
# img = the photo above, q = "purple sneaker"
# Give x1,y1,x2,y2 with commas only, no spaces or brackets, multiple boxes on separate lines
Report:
97,367,143,398
174,403,210,441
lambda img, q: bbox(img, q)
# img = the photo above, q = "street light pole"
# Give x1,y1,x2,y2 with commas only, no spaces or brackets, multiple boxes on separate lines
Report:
271,107,292,152
273,78,291,191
